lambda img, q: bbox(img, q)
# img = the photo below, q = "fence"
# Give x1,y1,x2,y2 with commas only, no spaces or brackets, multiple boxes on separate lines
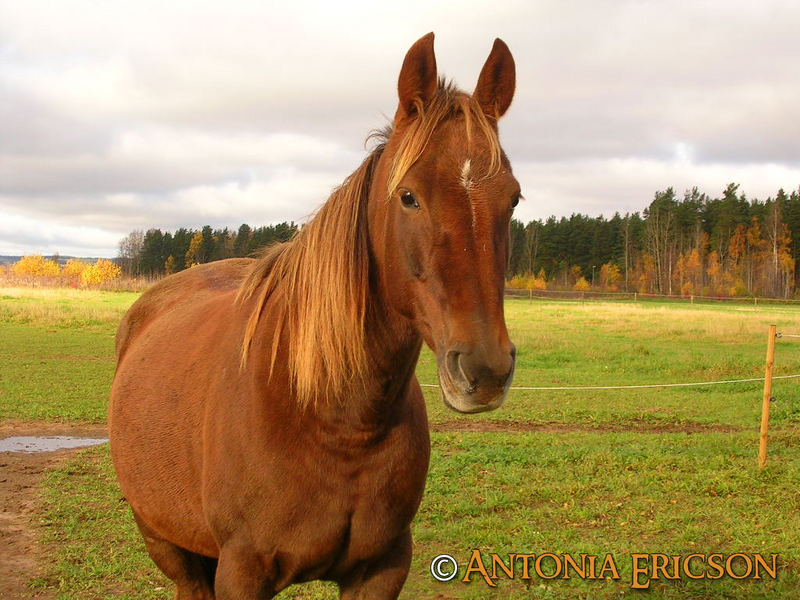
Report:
505,287,800,306
422,325,796,469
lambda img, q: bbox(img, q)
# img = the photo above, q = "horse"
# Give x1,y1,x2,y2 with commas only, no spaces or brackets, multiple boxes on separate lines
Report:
109,32,518,599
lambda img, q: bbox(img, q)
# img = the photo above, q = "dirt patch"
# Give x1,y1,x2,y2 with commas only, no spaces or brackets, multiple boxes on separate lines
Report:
431,419,741,435
0,421,107,600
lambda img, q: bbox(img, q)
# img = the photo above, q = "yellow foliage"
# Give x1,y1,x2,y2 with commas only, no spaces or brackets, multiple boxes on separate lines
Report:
80,258,122,287
62,259,88,278
508,275,527,289
508,273,547,291
598,263,621,290
12,255,61,278
573,276,591,291
185,231,204,267
164,255,176,275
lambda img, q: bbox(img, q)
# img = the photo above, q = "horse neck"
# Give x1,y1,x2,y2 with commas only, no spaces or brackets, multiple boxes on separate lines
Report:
367,280,422,386
311,275,423,430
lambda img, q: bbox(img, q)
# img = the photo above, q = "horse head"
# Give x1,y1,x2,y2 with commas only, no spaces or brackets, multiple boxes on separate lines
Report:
370,33,518,413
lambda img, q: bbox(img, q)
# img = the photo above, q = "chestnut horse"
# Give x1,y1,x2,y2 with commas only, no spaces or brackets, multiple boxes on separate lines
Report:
109,33,518,599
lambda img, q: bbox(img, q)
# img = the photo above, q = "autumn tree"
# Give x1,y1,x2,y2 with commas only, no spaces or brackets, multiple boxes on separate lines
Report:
62,259,88,280
81,259,122,287
12,255,60,278
185,231,204,268
598,263,622,291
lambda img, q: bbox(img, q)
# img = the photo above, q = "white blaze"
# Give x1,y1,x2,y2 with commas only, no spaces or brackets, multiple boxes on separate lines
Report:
460,158,472,191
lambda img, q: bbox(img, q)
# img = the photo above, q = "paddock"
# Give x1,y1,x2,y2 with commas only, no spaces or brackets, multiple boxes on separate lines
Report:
2,289,799,598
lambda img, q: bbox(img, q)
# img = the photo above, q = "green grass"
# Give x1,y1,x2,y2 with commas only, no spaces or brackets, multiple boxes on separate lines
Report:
420,298,800,430
35,446,171,600
0,288,136,421
4,288,800,598
37,431,800,599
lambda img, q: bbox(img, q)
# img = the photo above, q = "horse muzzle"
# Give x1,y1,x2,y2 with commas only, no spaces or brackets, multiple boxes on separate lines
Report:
437,343,516,413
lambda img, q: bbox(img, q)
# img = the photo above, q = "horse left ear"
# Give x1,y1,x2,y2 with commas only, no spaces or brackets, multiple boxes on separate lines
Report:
473,38,516,120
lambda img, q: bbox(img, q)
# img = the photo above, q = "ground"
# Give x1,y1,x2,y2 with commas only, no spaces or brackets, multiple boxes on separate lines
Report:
3,289,800,599
0,418,755,600
0,421,108,600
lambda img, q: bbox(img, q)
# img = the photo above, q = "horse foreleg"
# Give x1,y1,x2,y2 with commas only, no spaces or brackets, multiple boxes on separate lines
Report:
214,542,275,600
132,510,216,600
338,530,412,600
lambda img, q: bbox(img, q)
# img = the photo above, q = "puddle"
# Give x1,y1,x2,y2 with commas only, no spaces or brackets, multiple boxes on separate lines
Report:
0,436,108,453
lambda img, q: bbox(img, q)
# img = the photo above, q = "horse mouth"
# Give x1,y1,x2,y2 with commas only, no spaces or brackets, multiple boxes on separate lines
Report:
436,362,512,414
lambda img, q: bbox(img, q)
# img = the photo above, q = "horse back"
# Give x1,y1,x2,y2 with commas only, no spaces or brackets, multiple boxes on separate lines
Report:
115,258,253,362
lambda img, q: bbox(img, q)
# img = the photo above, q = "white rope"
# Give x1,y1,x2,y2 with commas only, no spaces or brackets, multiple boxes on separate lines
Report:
418,374,800,392
778,333,800,339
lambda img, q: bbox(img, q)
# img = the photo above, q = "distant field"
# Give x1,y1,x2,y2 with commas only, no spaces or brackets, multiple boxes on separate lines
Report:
3,288,800,598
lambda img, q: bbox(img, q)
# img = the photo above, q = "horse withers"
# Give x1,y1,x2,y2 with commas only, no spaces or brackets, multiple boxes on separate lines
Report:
109,33,519,599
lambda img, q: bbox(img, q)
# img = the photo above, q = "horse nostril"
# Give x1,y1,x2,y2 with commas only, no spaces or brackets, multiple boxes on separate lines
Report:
456,354,479,393
445,350,458,373
445,346,514,396
445,350,478,394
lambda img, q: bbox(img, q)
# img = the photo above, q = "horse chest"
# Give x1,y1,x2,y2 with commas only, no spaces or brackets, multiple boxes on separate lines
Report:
207,414,429,560
306,433,430,570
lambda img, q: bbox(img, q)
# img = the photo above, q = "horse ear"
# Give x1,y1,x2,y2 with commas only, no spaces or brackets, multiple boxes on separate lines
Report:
396,32,438,120
473,38,516,120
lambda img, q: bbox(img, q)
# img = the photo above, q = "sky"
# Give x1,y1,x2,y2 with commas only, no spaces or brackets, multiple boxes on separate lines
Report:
1,0,799,257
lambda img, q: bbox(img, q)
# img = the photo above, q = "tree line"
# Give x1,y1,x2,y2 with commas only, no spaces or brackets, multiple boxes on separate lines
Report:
507,184,800,298
117,183,800,298
118,222,297,277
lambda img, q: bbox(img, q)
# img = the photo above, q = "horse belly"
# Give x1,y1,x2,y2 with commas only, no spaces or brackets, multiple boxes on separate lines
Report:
109,320,220,556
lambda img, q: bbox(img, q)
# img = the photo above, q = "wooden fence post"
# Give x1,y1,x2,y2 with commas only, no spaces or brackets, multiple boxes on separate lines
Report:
759,324,776,468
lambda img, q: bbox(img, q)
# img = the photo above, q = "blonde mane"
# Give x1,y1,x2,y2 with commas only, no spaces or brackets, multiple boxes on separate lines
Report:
238,81,503,407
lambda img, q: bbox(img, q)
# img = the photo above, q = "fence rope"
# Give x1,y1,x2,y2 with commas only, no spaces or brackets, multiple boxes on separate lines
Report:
418,374,800,392
777,333,800,339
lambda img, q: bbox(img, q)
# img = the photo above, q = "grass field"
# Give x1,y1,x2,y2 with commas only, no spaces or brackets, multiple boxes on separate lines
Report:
2,287,800,599
0,287,137,422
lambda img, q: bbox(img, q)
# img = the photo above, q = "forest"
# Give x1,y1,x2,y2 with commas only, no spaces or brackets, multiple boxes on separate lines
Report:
118,184,800,298
117,222,298,278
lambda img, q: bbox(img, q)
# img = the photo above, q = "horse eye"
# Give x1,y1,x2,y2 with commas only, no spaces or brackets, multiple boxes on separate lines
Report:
511,194,521,209
400,191,419,210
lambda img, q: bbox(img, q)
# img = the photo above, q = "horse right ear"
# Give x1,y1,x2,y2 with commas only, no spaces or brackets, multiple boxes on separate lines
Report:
396,32,438,121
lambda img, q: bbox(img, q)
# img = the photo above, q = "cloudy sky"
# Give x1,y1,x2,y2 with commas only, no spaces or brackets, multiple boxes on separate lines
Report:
1,0,799,257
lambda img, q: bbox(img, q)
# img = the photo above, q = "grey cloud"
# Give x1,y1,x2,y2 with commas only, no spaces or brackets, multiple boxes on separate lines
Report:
0,85,110,155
